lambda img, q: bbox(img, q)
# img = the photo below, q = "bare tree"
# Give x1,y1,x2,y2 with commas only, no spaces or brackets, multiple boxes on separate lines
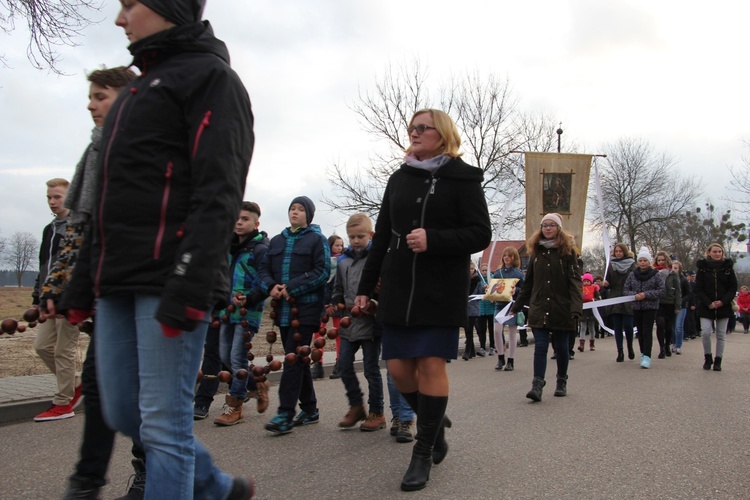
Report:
3,231,38,286
726,139,750,216
324,60,563,237
1,0,102,73
591,138,701,254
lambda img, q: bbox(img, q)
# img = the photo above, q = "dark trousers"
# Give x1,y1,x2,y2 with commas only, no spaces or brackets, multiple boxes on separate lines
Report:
633,309,657,357
655,303,675,351
464,316,479,354
685,308,698,337
339,337,384,414
278,324,317,418
612,313,634,352
477,315,492,349
532,329,570,379
194,324,222,408
72,332,145,487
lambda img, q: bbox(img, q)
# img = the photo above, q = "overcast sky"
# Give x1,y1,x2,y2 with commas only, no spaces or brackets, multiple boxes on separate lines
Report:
1,0,748,256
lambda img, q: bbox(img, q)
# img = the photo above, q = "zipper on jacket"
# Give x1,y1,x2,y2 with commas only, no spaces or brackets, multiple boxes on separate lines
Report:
391,229,401,250
192,110,212,159
95,90,134,296
154,162,174,260
405,175,437,324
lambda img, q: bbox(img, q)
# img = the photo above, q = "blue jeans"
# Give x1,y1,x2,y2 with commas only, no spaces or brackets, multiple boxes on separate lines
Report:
532,328,569,380
387,370,414,421
674,308,686,348
96,294,232,500
219,323,255,399
339,337,384,414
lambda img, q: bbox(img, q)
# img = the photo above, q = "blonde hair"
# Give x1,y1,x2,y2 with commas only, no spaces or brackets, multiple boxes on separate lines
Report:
501,246,521,268
705,242,725,258
526,227,576,256
672,260,683,273
46,178,69,188
405,109,462,158
346,212,373,232
654,251,672,268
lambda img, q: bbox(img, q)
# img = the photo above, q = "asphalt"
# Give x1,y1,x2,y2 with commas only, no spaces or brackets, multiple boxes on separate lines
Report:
1,332,749,499
0,349,364,426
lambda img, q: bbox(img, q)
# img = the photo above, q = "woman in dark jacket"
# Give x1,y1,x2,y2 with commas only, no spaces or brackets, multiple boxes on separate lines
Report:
602,243,636,362
64,1,255,497
510,213,582,402
671,260,690,354
695,242,738,371
356,109,491,492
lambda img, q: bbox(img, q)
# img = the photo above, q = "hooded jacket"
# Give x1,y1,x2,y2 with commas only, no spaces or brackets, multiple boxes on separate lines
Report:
694,257,738,320
332,244,378,341
221,230,269,329
64,22,254,332
511,246,582,331
357,157,492,327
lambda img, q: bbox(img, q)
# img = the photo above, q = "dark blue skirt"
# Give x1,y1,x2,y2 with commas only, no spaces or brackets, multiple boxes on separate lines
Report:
381,324,459,360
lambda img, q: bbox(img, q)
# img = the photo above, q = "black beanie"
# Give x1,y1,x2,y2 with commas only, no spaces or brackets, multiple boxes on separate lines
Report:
139,0,206,26
289,196,315,225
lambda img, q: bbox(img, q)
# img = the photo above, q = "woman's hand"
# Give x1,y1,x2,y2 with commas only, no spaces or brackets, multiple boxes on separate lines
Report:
635,292,646,301
355,295,371,312
407,228,427,253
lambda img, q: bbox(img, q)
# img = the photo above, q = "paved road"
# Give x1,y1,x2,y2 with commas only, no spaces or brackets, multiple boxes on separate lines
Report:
1,333,749,499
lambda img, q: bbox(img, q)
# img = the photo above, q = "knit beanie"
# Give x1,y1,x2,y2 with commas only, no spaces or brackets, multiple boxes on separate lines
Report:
637,246,652,261
541,213,563,229
582,273,594,283
289,196,316,225
139,0,206,26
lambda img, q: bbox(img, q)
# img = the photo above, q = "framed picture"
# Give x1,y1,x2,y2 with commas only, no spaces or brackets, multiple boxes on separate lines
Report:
542,173,572,214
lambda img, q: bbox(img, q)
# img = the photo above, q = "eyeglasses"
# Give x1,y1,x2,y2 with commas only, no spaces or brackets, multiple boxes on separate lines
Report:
540,223,558,229
407,124,437,135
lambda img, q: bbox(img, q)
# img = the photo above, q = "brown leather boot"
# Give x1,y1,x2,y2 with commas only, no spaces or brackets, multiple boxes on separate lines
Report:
578,339,585,352
338,405,366,428
360,412,386,432
214,395,244,426
589,339,595,351
256,381,269,414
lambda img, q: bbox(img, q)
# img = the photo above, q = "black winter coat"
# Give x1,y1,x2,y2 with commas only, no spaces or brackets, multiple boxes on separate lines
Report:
64,22,254,331
511,246,582,331
357,157,492,327
694,257,738,320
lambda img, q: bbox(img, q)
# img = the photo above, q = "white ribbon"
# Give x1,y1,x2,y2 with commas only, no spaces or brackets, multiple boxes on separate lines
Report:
485,158,524,283
582,295,635,334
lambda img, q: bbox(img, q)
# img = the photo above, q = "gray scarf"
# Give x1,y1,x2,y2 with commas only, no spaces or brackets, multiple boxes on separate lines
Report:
404,153,450,173
539,239,558,249
65,127,102,224
610,257,634,274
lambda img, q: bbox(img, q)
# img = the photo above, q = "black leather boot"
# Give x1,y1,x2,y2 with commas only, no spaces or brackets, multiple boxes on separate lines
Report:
504,358,514,371
554,374,567,397
703,353,713,370
400,394,448,492
526,377,545,402
713,356,722,371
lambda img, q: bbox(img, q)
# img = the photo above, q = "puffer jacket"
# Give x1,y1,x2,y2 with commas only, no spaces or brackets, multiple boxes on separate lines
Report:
737,290,750,314
64,21,254,332
511,246,582,331
694,257,738,319
623,267,664,310
220,231,269,329
357,156,492,328
331,244,377,341
258,224,330,327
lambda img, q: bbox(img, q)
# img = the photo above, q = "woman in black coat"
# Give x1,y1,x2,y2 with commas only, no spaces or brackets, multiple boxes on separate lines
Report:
695,242,738,371
356,109,491,492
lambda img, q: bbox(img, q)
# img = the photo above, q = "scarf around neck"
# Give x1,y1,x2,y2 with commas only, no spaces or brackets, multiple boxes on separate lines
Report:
404,153,450,173
65,126,103,224
539,239,558,249
610,257,634,274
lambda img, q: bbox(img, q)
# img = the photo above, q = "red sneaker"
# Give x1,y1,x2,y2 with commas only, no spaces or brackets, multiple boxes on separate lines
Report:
71,382,84,410
34,404,75,422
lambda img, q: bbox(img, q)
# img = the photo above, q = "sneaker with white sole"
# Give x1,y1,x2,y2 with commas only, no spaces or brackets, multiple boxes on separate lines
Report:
71,383,84,410
34,403,75,422
640,355,651,369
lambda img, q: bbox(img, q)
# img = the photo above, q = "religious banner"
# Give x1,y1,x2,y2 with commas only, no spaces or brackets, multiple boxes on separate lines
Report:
524,152,593,248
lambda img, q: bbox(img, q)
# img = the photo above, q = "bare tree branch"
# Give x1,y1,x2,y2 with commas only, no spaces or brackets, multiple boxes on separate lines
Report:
1,0,102,73
3,231,38,286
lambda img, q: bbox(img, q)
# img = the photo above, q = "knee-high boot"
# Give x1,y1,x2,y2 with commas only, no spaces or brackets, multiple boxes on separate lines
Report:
401,391,451,465
401,394,448,492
